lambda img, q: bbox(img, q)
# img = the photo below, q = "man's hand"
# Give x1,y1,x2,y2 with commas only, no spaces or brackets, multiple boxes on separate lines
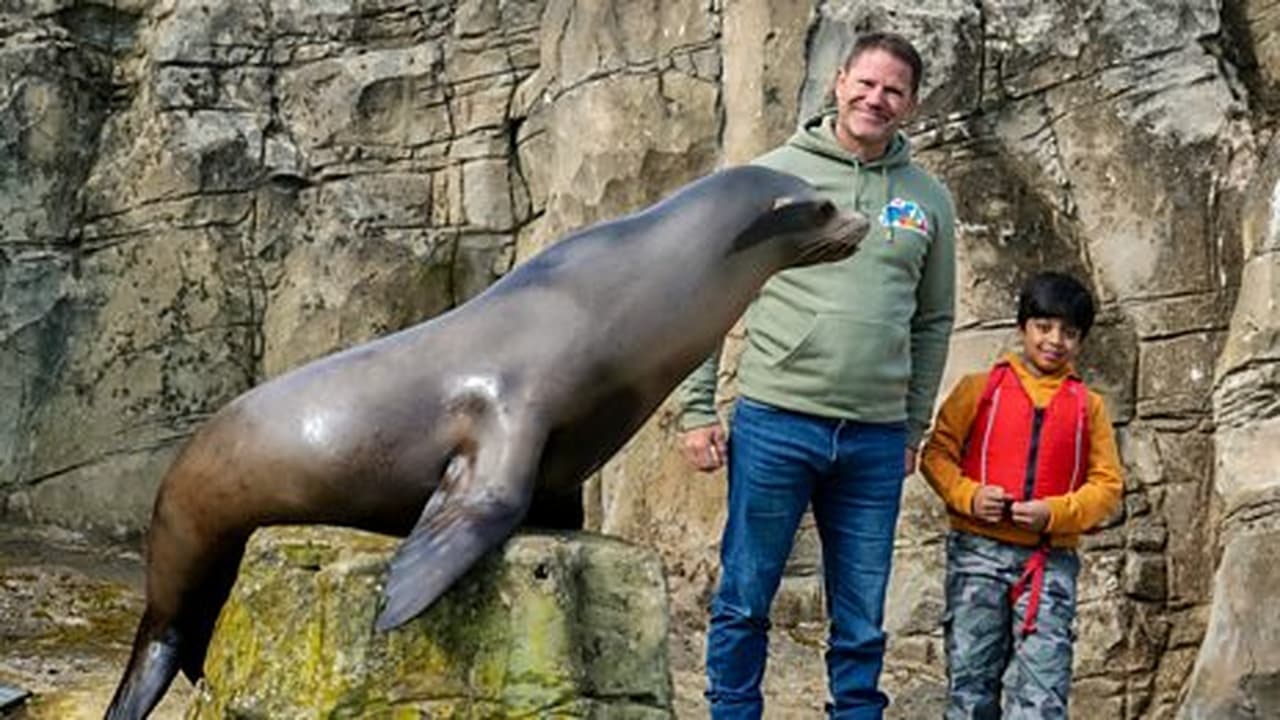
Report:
904,447,918,476
1011,500,1051,532
971,485,1010,523
680,424,728,473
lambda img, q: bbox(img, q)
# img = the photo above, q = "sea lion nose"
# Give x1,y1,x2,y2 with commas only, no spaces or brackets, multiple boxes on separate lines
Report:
843,210,870,245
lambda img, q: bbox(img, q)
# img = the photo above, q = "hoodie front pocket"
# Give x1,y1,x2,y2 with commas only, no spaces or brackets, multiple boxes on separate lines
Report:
772,314,911,400
743,297,814,366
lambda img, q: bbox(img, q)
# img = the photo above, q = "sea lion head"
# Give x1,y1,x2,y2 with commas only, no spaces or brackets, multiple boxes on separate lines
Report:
732,182,869,268
768,193,870,266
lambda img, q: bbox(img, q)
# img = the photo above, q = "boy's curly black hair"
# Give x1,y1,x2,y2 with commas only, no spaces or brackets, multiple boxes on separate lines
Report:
1017,272,1096,338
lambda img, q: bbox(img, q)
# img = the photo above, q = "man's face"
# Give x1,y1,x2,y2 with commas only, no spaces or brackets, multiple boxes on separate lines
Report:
833,48,918,160
1019,317,1083,376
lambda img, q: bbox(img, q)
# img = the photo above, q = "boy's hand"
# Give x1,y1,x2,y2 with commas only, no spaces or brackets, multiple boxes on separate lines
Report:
971,485,1009,523
1011,500,1051,532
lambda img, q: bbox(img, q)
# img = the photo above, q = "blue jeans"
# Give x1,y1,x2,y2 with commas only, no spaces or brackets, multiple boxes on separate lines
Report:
706,398,908,720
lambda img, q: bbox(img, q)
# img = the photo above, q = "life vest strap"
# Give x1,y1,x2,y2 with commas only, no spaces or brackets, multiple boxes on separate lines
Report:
1009,543,1050,636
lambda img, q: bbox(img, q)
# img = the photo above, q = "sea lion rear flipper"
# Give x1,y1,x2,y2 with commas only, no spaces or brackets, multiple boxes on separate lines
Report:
375,428,541,630
105,620,181,720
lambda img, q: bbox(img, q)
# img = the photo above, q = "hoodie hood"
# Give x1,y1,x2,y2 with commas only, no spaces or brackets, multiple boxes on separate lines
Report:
787,111,913,170
775,111,913,222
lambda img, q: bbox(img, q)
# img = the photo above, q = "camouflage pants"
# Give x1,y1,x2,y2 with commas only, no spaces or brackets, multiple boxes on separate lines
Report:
943,530,1080,720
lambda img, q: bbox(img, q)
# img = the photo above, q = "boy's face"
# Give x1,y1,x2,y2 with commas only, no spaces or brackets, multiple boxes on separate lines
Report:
1019,316,1082,376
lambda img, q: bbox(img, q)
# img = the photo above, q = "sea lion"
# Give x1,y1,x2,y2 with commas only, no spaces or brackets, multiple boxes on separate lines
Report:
104,165,869,719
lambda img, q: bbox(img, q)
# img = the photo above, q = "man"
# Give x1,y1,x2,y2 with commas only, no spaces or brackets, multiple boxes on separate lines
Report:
677,32,956,720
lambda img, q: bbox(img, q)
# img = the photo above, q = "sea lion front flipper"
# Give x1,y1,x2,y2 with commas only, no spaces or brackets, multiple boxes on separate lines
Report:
375,426,541,631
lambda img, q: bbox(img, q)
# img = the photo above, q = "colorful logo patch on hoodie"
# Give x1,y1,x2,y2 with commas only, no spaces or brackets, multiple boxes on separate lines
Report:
879,198,930,237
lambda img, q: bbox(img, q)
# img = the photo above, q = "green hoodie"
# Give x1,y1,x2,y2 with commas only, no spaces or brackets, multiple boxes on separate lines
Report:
677,113,956,447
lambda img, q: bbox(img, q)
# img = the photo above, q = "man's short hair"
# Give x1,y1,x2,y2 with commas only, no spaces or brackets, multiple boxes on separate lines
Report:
1017,272,1097,338
843,32,924,97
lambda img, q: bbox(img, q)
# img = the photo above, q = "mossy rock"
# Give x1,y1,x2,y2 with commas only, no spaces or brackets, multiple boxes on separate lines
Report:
187,526,673,719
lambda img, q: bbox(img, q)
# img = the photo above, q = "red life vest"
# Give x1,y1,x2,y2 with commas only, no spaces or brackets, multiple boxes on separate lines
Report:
959,360,1090,635
961,361,1089,502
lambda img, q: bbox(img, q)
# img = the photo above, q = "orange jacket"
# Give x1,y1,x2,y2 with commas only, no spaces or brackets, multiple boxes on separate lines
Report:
920,353,1124,548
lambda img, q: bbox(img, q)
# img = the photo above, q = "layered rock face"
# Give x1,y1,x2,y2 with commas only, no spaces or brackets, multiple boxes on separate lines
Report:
1,0,1276,717
1178,128,1280,720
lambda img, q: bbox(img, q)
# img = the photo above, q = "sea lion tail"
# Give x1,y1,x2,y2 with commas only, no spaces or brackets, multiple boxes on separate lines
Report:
376,432,539,630
104,617,181,720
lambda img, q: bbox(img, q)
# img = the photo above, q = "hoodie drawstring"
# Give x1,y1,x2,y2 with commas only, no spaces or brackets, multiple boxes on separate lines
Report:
883,165,891,227
851,164,892,225
851,165,863,210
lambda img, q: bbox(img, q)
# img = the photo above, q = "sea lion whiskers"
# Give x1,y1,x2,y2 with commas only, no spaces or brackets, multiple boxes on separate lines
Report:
795,203,870,265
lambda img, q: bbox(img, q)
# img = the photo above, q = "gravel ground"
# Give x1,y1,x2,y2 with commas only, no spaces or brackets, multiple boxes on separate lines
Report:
0,523,193,719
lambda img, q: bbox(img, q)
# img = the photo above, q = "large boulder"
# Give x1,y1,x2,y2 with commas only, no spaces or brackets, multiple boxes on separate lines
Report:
187,526,673,719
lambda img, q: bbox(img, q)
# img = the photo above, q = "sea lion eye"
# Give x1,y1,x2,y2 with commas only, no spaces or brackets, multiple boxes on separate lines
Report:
815,200,836,221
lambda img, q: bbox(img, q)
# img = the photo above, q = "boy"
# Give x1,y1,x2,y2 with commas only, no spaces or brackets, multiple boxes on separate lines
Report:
920,272,1124,719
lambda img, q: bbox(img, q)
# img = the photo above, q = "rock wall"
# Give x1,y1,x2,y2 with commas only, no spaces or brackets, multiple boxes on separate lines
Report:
1,1,1276,717
1178,121,1280,720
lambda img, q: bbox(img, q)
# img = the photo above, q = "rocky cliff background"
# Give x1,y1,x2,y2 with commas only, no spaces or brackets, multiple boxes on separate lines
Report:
1,0,1277,717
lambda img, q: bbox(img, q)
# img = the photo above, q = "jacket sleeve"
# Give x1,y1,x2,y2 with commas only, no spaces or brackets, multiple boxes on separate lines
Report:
676,346,723,431
920,373,984,517
1044,393,1125,535
906,187,957,448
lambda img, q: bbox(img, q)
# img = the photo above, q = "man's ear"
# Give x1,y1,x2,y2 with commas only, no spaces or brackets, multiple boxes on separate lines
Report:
832,67,849,104
902,94,919,121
